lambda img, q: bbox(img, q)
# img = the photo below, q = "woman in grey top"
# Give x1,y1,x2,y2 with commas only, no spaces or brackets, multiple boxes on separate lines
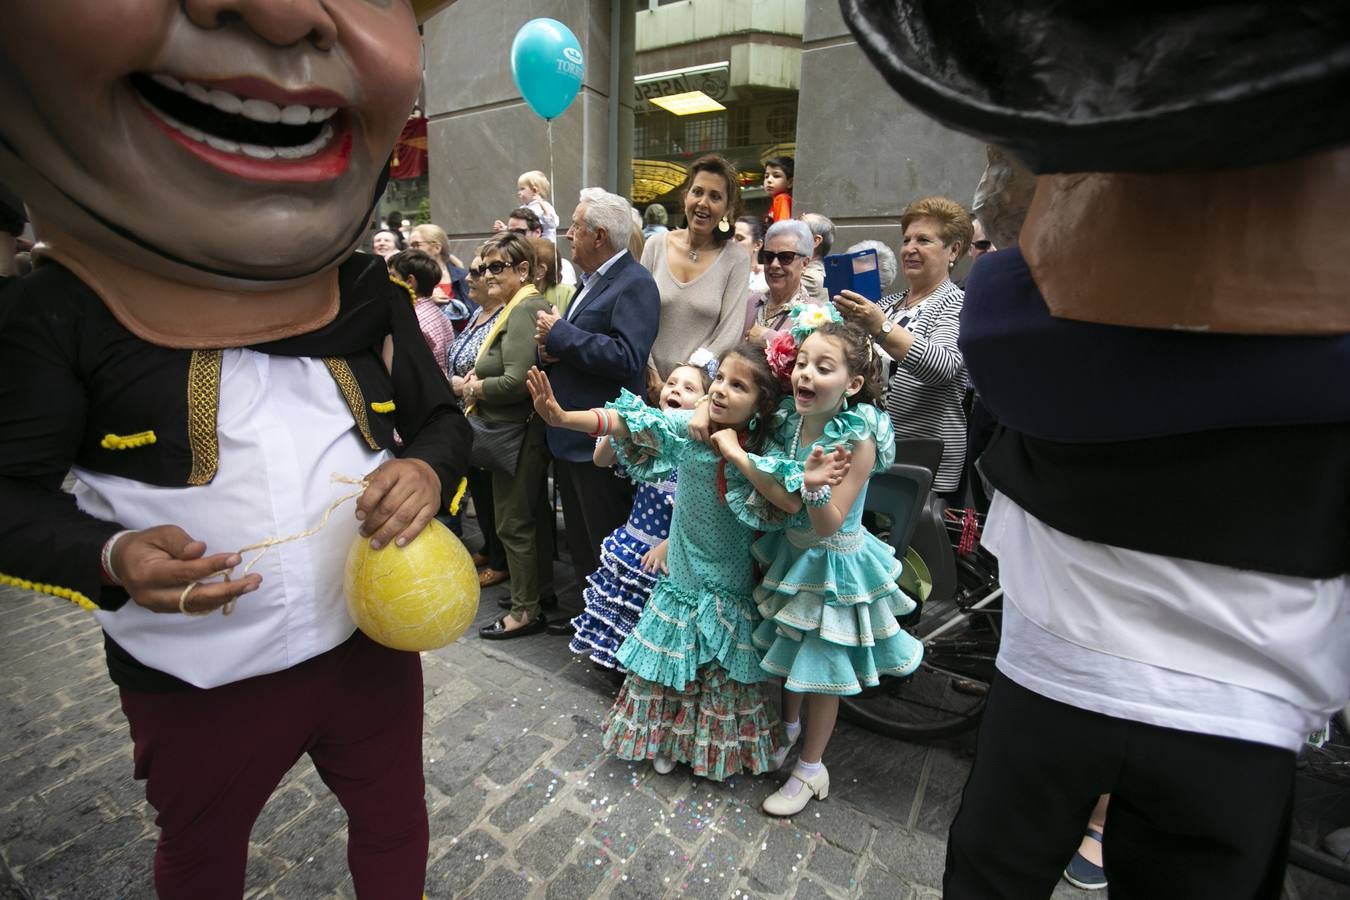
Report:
835,196,973,502
641,154,750,381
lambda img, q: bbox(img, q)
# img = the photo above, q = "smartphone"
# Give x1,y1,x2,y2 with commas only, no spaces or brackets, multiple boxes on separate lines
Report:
824,249,881,303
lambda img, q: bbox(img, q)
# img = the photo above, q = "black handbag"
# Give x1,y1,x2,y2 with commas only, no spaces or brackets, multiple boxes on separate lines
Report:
467,414,531,474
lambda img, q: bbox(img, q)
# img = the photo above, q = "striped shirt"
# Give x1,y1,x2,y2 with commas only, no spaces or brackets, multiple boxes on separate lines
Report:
413,297,455,381
879,279,967,492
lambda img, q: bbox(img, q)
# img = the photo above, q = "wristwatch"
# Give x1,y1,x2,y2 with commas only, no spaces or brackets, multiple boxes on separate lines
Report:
876,320,894,338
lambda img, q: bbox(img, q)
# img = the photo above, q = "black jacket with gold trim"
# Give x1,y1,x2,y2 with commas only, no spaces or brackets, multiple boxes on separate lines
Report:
0,252,470,612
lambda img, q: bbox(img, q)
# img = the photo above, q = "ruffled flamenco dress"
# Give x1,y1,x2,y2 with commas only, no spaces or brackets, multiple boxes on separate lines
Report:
599,390,784,780
733,401,924,695
568,472,676,670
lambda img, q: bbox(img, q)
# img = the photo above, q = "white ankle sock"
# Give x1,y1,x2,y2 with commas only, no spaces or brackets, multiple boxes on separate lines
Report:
780,759,821,798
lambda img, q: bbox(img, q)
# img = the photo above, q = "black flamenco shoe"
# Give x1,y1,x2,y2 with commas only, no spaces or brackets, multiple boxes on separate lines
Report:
479,615,548,640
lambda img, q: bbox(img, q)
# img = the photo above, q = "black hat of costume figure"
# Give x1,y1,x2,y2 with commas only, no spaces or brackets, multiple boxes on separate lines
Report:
840,0,1350,173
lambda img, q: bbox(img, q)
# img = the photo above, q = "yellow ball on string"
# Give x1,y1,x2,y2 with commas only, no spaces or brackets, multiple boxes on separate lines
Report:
343,519,481,652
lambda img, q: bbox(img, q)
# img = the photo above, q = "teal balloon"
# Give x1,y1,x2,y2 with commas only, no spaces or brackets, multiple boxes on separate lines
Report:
511,18,585,121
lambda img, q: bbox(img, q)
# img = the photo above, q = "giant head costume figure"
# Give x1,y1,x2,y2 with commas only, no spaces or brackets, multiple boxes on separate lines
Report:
0,0,453,346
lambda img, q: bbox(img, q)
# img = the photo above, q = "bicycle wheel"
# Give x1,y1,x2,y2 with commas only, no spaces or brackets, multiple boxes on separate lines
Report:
1289,717,1350,886
840,542,1002,741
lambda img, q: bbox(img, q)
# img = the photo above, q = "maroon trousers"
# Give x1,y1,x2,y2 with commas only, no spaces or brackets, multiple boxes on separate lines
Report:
118,632,428,899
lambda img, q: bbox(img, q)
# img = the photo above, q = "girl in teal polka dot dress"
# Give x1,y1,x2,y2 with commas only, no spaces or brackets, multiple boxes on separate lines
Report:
730,315,924,816
526,348,843,781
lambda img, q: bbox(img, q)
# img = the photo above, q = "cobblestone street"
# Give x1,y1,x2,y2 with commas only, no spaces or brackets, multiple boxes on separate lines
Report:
2,566,1343,899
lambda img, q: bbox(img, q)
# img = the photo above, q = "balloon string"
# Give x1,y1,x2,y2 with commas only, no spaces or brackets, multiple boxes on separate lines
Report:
232,474,370,576
547,118,555,215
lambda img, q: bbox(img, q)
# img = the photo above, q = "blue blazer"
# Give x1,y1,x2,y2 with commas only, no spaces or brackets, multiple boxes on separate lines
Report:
543,251,660,462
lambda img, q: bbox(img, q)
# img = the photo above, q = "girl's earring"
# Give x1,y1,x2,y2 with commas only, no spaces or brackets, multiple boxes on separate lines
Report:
747,414,759,431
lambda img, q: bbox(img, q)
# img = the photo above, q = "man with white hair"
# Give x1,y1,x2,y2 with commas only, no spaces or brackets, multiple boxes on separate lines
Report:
534,189,660,631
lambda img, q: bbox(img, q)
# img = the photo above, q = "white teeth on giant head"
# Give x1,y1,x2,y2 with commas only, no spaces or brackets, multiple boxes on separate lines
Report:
204,134,241,154
240,143,277,160
207,89,242,115
240,98,282,124
143,73,340,128
151,73,183,92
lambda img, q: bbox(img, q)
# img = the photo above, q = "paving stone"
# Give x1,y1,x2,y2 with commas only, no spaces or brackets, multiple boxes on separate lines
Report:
266,797,347,865
666,784,724,845
18,814,148,897
426,829,505,897
424,676,481,725
250,784,314,843
870,825,948,891
268,831,352,897
552,728,606,773
488,767,559,834
593,790,668,860
678,833,751,900
792,875,839,900
544,858,611,900
748,823,814,895
610,832,685,900
464,864,533,900
481,734,554,787
427,783,489,842
807,840,861,890
425,727,499,793
912,745,975,838
859,863,916,900
802,795,875,853
516,809,588,878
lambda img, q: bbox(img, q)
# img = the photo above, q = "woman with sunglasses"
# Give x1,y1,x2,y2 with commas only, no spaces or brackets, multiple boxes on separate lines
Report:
834,196,974,505
458,234,556,638
743,219,818,348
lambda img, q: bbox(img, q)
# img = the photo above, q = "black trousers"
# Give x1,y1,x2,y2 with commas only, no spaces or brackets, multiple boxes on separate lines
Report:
944,673,1295,900
553,458,634,590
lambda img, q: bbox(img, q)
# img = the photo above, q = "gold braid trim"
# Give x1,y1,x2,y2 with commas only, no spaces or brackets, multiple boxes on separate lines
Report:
0,571,97,612
323,358,380,449
187,350,223,485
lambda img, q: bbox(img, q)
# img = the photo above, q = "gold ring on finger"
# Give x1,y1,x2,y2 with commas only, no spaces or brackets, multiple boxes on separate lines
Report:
179,581,211,617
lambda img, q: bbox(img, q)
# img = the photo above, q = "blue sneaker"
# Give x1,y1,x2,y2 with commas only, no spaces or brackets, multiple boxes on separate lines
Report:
1063,830,1107,890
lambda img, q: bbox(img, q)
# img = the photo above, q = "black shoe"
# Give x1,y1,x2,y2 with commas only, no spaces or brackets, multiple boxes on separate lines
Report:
546,621,575,636
479,615,548,640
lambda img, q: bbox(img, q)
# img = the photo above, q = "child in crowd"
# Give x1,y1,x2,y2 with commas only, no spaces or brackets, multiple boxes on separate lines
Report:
526,347,841,780
387,249,455,381
517,170,559,241
735,310,924,815
568,361,713,671
763,156,794,225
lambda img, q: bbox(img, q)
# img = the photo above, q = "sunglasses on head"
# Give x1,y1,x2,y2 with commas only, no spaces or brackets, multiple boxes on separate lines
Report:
470,260,513,277
971,240,993,251
758,249,805,267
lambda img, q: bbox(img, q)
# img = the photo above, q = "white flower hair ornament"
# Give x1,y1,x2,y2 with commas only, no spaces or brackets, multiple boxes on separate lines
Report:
789,302,844,345
687,347,719,382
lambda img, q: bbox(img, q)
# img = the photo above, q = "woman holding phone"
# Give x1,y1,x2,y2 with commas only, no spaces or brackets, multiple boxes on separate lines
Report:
834,196,973,504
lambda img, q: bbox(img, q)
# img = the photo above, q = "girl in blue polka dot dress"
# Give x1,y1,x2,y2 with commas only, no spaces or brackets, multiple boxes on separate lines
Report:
568,363,711,671
527,347,840,781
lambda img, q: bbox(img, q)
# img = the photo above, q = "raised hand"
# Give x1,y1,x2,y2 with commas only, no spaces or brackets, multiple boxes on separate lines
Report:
113,525,262,615
804,445,851,490
525,366,566,426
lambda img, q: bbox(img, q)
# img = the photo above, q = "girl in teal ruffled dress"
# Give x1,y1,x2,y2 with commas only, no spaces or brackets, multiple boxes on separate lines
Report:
730,319,925,816
524,349,828,781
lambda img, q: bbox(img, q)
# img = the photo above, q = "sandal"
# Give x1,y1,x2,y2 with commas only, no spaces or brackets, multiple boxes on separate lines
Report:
478,568,508,588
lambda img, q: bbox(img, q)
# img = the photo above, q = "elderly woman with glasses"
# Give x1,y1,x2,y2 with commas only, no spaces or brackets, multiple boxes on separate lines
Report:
458,233,556,639
834,196,974,504
743,218,818,347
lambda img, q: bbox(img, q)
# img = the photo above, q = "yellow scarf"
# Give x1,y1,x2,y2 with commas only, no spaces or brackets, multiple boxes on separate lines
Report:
467,284,540,414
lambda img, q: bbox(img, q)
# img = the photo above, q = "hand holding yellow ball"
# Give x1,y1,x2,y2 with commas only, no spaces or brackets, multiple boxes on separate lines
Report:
344,519,481,652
